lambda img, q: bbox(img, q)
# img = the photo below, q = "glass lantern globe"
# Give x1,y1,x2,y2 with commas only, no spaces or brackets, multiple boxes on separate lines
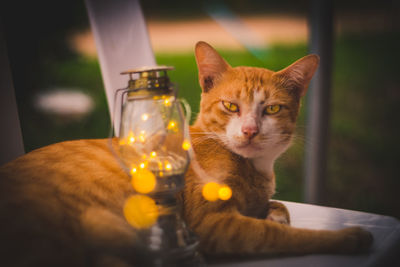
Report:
113,66,203,266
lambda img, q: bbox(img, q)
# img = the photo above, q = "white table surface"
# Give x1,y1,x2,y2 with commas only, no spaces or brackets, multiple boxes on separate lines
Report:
208,201,400,267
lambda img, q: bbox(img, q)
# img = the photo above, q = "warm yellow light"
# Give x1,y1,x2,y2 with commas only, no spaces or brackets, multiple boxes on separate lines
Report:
126,131,136,144
142,154,147,160
123,195,158,229
167,121,176,130
202,182,221,202
139,134,145,143
130,167,137,175
164,98,171,106
141,113,149,121
182,140,191,151
165,161,172,171
139,162,146,169
131,168,156,194
150,151,157,158
218,185,232,200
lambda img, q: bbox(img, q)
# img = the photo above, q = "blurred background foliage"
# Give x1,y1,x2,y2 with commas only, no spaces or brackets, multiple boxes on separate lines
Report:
2,0,400,218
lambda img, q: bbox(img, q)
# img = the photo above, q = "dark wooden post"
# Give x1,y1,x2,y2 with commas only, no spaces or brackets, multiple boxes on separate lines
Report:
304,0,334,204
0,20,25,165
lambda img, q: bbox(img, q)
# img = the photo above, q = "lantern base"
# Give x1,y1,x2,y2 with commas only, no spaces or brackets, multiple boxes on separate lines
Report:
130,192,204,267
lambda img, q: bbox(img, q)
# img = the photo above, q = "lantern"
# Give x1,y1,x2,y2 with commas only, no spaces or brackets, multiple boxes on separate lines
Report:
113,66,202,266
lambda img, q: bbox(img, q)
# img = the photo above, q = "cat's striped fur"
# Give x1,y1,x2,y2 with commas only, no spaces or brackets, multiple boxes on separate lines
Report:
0,41,372,266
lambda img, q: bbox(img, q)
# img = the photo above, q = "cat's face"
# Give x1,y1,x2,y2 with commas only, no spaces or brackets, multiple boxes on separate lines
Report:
194,42,319,159
204,67,301,158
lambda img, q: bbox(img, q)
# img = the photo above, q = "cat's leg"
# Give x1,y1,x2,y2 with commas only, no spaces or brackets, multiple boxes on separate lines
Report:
81,207,138,265
266,201,290,225
192,211,372,255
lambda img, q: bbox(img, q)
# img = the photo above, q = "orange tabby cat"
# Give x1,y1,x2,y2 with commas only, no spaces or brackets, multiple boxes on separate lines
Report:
0,41,372,266
182,41,373,255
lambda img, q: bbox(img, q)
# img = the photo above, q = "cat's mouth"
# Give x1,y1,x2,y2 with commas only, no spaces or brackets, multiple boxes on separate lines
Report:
233,141,264,158
237,140,253,148
237,142,262,150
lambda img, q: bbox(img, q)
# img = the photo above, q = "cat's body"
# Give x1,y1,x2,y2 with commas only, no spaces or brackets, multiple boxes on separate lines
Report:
0,42,372,266
0,139,138,266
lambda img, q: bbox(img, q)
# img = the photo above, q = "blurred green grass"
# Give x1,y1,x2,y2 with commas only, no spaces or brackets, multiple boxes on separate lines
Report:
20,32,400,219
20,58,111,151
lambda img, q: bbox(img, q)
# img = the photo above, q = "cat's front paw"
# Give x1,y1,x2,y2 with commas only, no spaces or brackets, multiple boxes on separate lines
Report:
266,213,289,225
266,201,290,225
339,227,374,253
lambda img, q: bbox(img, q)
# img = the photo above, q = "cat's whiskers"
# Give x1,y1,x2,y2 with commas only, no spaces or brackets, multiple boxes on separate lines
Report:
214,135,230,146
191,136,214,145
191,132,232,152
190,131,218,135
256,133,316,153
289,133,316,148
258,133,291,142
191,133,221,146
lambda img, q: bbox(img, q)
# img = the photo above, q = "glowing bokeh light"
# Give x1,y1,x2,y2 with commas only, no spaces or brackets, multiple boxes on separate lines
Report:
202,182,220,202
131,168,156,194
119,139,126,146
182,140,191,151
165,161,172,171
218,185,232,200
202,182,232,201
123,195,158,229
138,130,146,143
150,151,157,158
164,98,171,106
167,121,176,130
141,113,149,121
130,167,137,175
139,162,146,169
127,131,136,144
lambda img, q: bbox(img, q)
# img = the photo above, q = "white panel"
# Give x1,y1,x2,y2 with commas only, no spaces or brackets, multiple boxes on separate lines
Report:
85,0,156,136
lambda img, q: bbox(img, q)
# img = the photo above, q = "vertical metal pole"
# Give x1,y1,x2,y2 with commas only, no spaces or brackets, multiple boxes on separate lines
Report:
304,0,333,204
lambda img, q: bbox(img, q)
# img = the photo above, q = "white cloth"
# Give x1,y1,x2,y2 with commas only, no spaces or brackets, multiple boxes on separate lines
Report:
210,201,400,267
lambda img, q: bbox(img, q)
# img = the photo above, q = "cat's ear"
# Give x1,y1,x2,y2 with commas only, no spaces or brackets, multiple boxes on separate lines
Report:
274,54,320,97
195,41,231,93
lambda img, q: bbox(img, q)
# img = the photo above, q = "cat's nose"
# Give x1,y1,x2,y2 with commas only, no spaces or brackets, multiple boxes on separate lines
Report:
242,125,259,139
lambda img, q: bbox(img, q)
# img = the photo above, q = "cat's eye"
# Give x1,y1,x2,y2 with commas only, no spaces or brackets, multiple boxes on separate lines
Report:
222,101,239,113
264,105,281,115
